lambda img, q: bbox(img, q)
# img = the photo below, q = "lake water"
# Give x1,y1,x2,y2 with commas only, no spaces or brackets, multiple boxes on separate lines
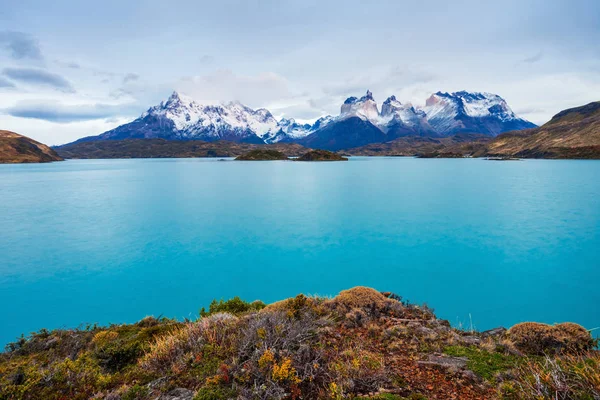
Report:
1,157,599,346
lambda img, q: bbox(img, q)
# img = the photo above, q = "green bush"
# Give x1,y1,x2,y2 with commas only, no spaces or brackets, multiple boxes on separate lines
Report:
122,384,149,400
200,296,265,317
194,384,237,400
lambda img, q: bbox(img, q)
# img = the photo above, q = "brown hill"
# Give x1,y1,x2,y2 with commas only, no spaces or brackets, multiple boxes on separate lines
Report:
345,133,491,157
482,101,600,159
0,131,63,163
296,149,348,161
235,149,289,160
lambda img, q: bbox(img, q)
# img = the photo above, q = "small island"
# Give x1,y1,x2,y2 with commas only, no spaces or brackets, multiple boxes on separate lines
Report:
235,149,290,161
416,152,464,159
295,149,348,161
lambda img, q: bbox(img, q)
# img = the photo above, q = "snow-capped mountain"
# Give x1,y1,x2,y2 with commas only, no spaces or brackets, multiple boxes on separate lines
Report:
278,118,312,138
68,89,535,149
140,91,281,143
380,95,436,137
340,90,381,125
298,90,536,150
420,91,536,136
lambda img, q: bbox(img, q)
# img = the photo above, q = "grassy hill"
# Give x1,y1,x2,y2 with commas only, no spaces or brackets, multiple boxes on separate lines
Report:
483,102,600,159
0,131,63,163
344,134,491,157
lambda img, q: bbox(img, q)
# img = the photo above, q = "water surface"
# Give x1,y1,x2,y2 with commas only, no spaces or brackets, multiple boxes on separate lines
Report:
1,157,599,346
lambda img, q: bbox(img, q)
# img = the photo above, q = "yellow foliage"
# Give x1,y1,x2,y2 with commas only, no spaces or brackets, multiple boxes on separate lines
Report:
258,349,275,369
328,381,343,399
92,330,118,345
257,327,267,339
272,357,301,384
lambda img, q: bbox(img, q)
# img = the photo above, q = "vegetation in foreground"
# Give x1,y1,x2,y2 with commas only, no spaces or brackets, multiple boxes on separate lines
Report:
0,287,598,400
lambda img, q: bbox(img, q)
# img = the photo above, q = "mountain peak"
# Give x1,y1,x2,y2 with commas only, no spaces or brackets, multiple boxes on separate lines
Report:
421,90,536,136
340,90,380,124
361,90,374,101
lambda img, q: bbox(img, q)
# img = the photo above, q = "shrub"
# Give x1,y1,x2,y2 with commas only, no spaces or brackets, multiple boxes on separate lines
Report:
122,384,149,400
194,384,237,400
328,347,388,395
140,314,238,374
232,310,330,399
508,322,593,355
261,294,326,316
326,287,405,320
200,297,265,317
331,287,392,310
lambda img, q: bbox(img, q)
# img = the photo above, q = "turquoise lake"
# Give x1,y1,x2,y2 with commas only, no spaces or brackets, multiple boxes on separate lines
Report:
1,157,599,346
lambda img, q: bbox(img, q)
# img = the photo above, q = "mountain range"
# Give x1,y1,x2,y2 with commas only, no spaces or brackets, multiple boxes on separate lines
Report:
67,90,536,150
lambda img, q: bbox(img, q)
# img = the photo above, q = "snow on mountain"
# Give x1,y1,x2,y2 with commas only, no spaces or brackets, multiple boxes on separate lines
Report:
144,91,280,141
380,96,436,137
70,89,536,147
340,90,381,125
310,115,334,131
278,118,312,139
380,96,428,128
420,91,536,136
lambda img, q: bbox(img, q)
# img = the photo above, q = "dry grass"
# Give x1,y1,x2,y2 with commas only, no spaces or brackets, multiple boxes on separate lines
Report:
140,313,237,374
501,352,600,399
330,287,392,310
508,322,593,355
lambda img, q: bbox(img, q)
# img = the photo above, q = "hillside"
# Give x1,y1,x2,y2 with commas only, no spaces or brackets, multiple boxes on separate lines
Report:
0,131,63,163
483,101,600,159
345,134,491,157
1,287,597,400
55,139,309,159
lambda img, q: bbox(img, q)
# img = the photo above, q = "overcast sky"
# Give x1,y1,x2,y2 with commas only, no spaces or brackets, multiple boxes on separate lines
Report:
1,0,599,145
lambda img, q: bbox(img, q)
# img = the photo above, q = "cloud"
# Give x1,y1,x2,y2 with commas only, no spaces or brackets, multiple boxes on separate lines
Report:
322,64,438,101
0,77,15,88
199,55,214,64
122,73,139,84
4,100,140,123
2,68,74,92
175,69,293,108
0,31,43,61
521,51,544,64
54,60,81,69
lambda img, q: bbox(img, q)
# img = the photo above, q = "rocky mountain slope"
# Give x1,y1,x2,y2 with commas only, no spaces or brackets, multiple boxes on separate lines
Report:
421,91,536,136
1,287,597,400
483,101,600,158
63,90,534,151
0,130,63,163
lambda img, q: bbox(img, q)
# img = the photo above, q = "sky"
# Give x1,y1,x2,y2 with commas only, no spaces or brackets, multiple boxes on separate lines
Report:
0,0,599,145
